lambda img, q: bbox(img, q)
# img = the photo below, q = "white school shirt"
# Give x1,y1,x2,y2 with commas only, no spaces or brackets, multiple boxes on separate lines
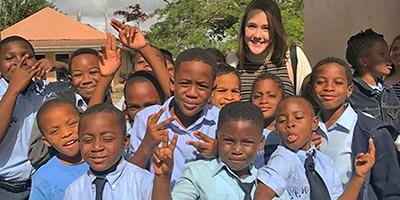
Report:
64,158,153,200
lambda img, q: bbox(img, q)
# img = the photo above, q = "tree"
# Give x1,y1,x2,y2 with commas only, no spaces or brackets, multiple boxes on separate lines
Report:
146,0,304,56
113,4,148,27
0,0,56,31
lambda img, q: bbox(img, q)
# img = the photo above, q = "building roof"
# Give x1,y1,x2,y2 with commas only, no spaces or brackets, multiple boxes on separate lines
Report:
0,7,106,45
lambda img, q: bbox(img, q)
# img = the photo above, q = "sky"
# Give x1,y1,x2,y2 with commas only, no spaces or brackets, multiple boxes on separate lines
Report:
52,0,166,32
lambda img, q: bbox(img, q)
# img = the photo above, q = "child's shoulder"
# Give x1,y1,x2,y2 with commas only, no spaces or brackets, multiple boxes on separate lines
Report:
33,156,61,177
183,159,219,175
125,160,153,177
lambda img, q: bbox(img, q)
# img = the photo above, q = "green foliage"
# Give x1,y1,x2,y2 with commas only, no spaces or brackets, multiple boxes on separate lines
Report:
147,0,304,56
0,0,56,31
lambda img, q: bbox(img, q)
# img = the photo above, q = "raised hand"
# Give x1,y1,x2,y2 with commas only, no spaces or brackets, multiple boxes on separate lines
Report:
354,138,375,179
311,132,323,150
9,54,40,94
143,108,176,148
110,19,147,50
32,58,55,80
153,132,178,177
98,32,121,76
186,131,217,159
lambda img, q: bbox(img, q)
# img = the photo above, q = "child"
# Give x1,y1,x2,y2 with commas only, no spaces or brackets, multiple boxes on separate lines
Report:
30,99,88,200
210,63,241,109
129,48,219,184
64,104,153,199
346,29,400,132
152,101,264,199
124,71,166,123
250,72,284,167
0,36,61,199
255,96,375,200
311,57,400,199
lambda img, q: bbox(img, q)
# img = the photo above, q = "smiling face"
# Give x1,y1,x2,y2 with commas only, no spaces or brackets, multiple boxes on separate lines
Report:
363,40,392,76
251,79,283,120
0,40,36,80
244,9,270,55
70,54,101,101
275,98,318,151
211,73,241,109
41,104,80,159
79,112,129,172
174,60,213,118
390,38,400,67
312,63,352,112
218,119,263,177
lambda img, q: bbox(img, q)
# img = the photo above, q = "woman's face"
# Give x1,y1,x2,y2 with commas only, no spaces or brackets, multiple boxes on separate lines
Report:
244,9,270,55
390,39,400,67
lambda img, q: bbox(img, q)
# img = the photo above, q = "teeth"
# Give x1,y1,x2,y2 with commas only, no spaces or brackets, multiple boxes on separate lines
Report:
65,140,75,146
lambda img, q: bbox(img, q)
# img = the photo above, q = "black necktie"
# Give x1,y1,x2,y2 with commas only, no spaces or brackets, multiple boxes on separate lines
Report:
304,152,331,200
93,177,107,200
238,181,254,200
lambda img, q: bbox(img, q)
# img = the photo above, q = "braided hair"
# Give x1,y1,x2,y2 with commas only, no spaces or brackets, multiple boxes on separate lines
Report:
345,28,385,74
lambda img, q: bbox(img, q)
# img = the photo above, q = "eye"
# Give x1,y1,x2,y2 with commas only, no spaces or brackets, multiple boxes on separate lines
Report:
198,84,209,90
72,73,82,78
216,88,227,93
179,81,190,87
81,137,93,144
294,115,305,120
103,136,115,143
223,138,234,145
50,129,59,135
89,69,99,74
246,23,257,29
69,120,78,126
277,117,286,123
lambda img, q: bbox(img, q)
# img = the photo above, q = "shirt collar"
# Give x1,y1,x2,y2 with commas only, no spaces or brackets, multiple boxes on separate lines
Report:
211,157,257,183
88,158,127,189
353,77,387,95
0,77,46,96
162,96,218,131
318,103,357,134
74,93,88,113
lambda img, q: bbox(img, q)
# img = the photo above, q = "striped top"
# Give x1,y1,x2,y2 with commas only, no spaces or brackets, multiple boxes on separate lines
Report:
392,82,400,100
238,62,294,101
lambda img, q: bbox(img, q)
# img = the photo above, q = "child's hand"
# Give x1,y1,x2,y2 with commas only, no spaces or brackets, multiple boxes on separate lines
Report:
9,54,40,94
152,132,178,177
311,132,323,150
186,131,217,159
32,58,56,79
354,138,375,179
98,32,121,76
110,19,147,50
143,108,175,148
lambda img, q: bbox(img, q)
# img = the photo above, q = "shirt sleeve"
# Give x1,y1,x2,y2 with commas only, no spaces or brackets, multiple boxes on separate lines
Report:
29,173,49,200
171,165,200,200
257,147,297,196
127,112,149,158
330,162,344,200
63,185,73,200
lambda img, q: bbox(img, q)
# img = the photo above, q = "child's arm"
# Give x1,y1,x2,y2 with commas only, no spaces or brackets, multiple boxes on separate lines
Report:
337,138,375,200
111,19,171,98
0,55,40,143
88,32,121,107
254,182,277,200
186,131,217,159
151,131,178,200
130,108,175,168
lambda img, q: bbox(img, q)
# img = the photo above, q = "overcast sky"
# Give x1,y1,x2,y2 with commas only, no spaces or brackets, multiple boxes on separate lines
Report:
52,0,166,32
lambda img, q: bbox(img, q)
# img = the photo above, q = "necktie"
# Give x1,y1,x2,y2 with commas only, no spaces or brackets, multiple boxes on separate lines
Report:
93,177,107,200
238,181,254,200
304,152,331,200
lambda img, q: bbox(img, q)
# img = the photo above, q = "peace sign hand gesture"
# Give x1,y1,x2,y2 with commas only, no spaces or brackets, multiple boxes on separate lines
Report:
110,19,147,50
153,132,178,177
143,108,176,148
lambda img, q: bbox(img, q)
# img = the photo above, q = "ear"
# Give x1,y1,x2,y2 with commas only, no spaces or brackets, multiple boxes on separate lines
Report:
311,115,319,132
258,135,266,152
358,56,368,69
123,134,131,150
42,137,52,148
346,83,353,98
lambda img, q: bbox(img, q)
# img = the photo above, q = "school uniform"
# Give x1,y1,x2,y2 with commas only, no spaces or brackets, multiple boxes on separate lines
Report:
172,158,257,200
0,78,58,198
64,158,153,200
129,96,219,185
318,104,400,200
254,129,281,169
258,145,343,200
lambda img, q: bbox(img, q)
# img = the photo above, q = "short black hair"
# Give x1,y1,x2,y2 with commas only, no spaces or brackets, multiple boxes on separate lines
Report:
79,103,126,135
218,101,263,135
160,48,175,66
0,36,35,56
345,28,385,71
311,56,353,86
36,98,79,135
175,48,217,81
124,71,166,103
250,72,285,102
276,96,315,118
68,48,98,73
206,48,226,64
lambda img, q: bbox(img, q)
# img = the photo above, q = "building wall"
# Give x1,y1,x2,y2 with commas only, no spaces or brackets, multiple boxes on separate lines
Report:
304,0,400,65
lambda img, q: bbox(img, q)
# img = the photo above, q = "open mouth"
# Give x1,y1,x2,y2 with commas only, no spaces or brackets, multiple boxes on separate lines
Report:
287,134,298,143
63,139,77,148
